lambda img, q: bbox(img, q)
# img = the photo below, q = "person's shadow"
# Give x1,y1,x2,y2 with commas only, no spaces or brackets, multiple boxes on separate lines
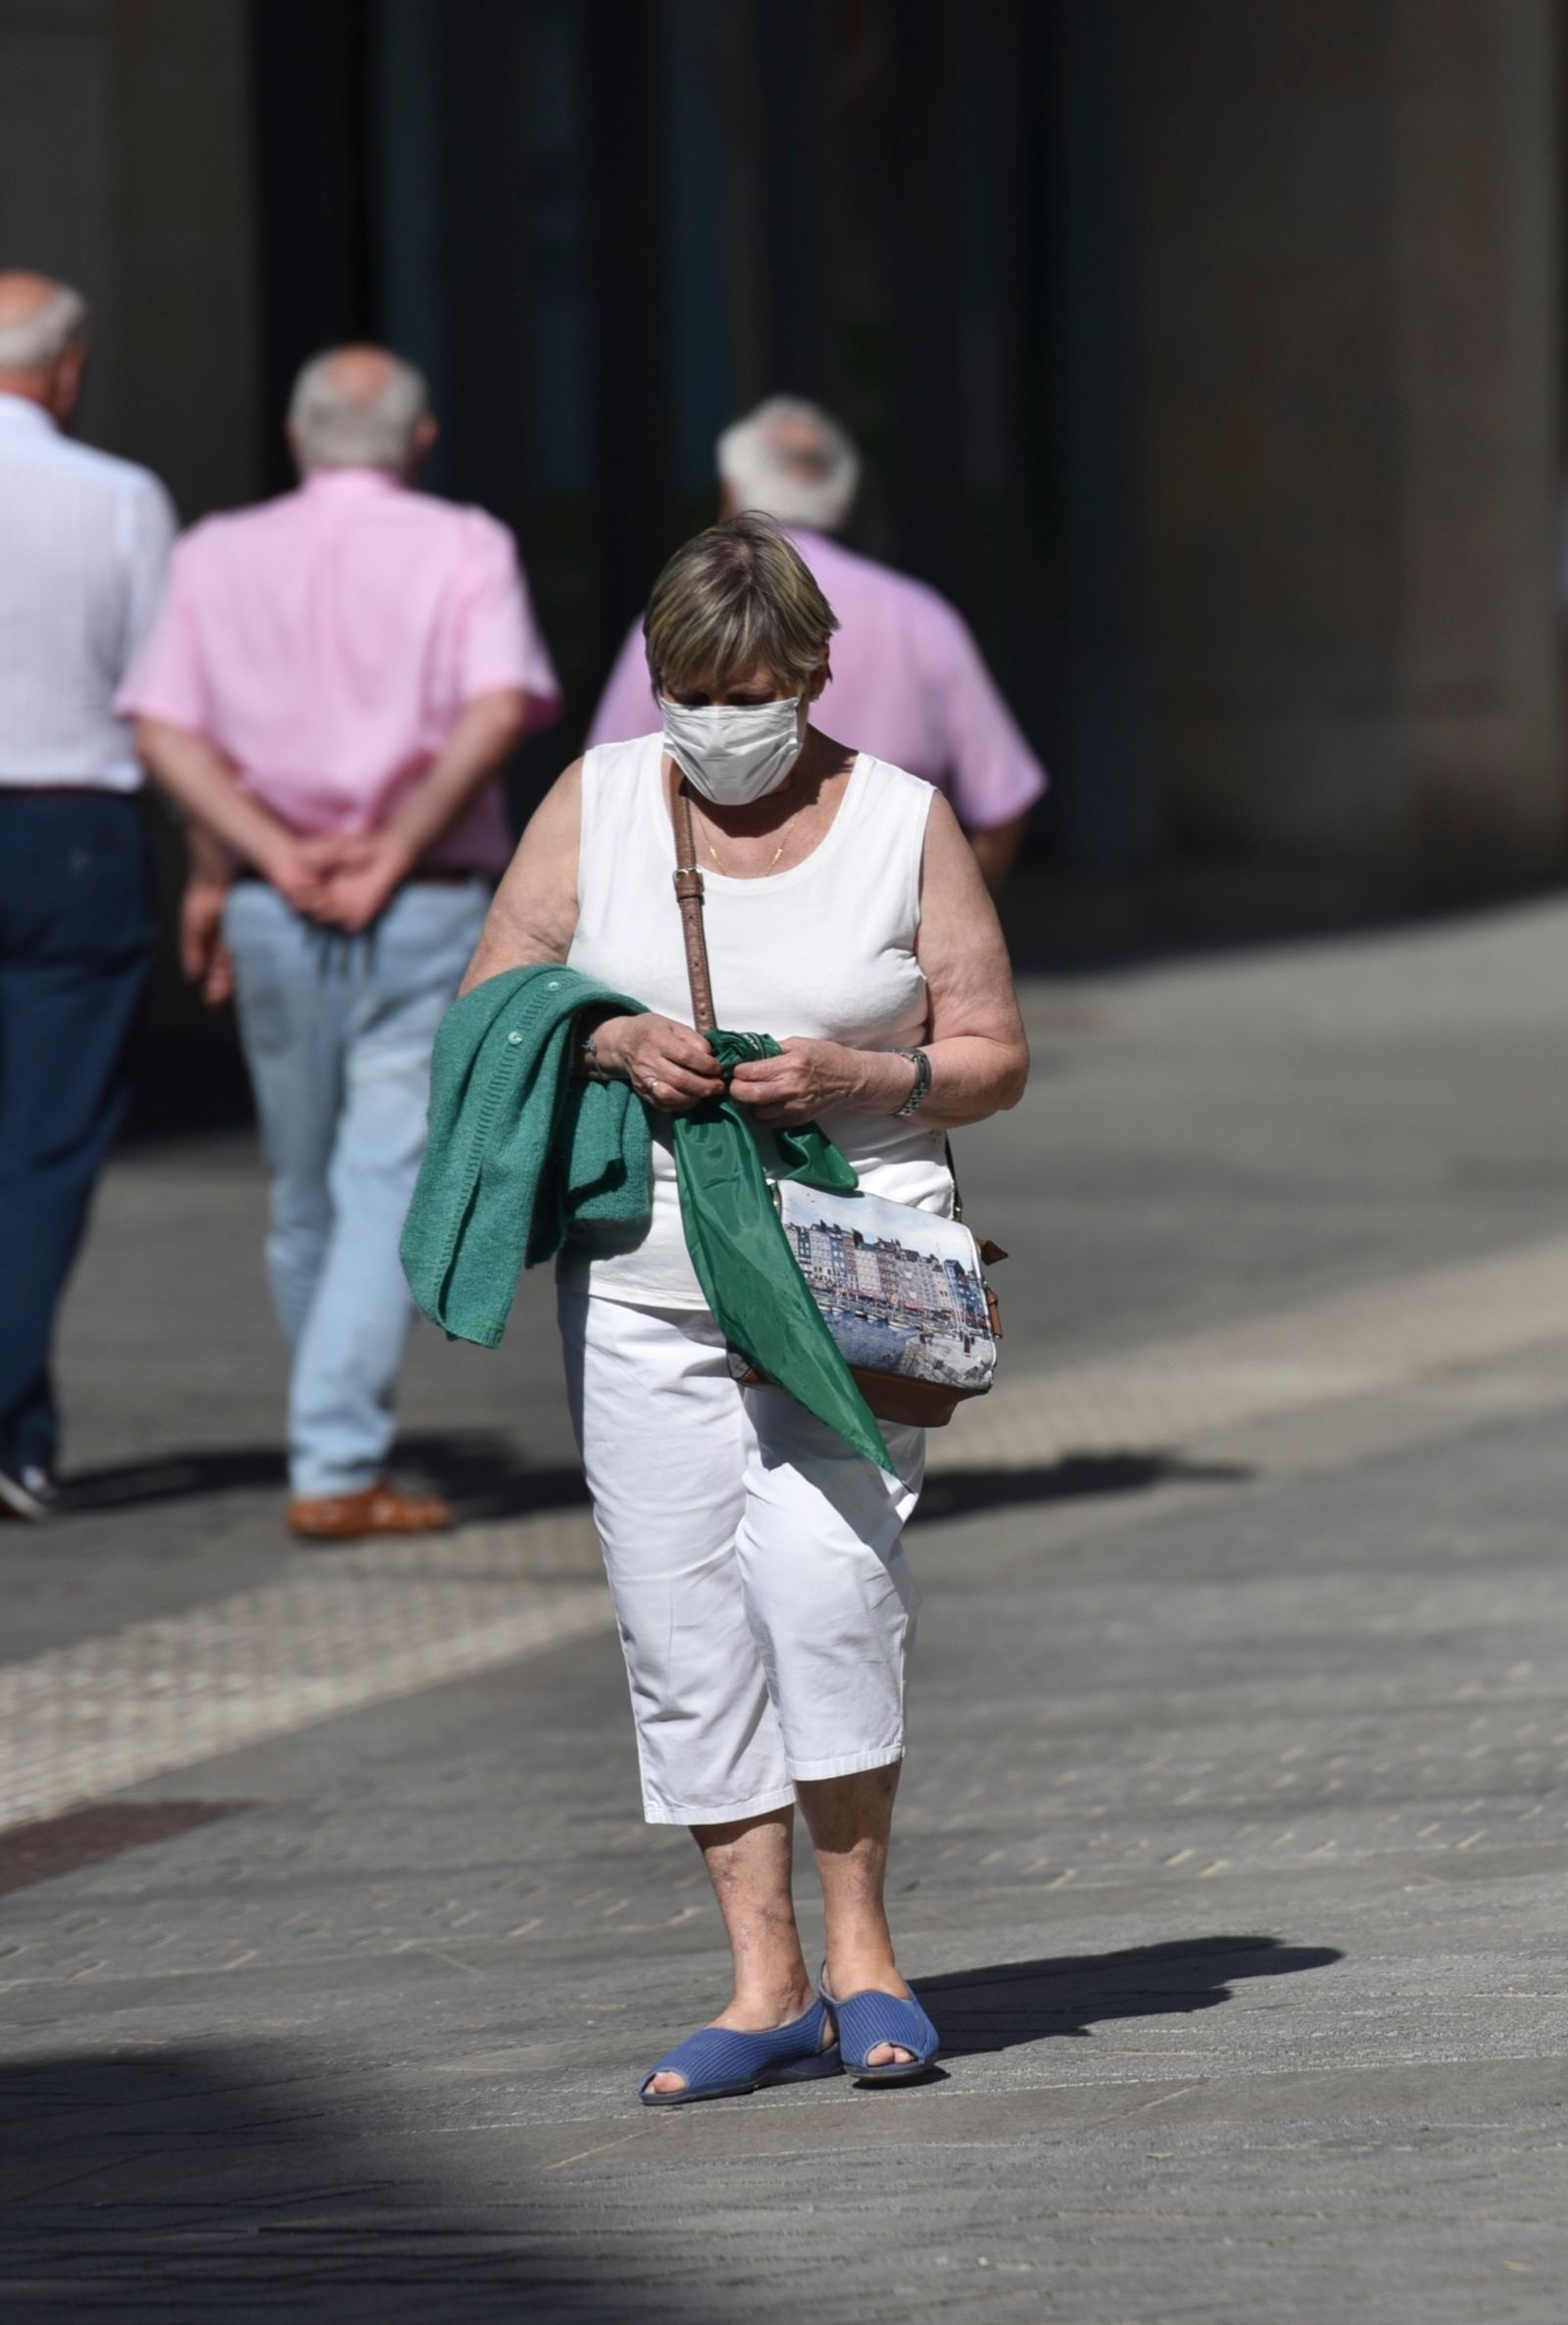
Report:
55,1438,589,1521
58,1441,1250,1525
920,1934,1342,2056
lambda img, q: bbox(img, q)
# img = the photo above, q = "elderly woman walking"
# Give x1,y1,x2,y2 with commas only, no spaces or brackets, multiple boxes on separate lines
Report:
412,515,1028,2101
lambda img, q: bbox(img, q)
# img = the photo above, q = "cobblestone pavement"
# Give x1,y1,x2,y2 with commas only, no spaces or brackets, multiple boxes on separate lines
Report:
3,901,1568,2321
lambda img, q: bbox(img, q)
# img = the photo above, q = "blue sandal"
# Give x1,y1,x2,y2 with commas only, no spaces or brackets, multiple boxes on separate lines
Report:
639,1998,842,2107
819,1971,940,2083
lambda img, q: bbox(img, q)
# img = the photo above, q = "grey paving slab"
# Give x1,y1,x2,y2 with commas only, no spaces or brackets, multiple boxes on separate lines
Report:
5,901,1568,2320
8,1382,1568,2319
21,896,1568,1655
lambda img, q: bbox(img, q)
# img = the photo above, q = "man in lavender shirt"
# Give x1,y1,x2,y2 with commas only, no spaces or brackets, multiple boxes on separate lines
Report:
122,348,562,1540
586,396,1046,890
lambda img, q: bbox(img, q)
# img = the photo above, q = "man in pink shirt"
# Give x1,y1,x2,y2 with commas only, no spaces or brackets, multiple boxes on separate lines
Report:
122,346,561,1540
586,396,1046,889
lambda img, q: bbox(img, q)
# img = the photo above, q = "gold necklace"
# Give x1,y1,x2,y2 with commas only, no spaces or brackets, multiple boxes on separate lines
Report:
694,742,816,875
708,833,788,874
699,789,806,875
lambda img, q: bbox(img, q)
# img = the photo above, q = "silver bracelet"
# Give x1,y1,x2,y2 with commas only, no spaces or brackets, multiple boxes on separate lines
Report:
894,1046,932,1117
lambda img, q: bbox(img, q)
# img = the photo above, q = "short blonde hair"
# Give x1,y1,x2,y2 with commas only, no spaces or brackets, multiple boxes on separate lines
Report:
644,513,838,697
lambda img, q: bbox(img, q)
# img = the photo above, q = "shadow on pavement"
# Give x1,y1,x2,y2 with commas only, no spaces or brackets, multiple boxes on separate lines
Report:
60,1440,1247,1526
922,1935,1343,2056
60,1447,287,1509
911,1450,1251,1524
0,2044,727,2324
59,1438,590,1523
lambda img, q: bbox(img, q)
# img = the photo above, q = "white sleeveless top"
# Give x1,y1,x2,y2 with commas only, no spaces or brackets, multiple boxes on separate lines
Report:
564,732,953,1309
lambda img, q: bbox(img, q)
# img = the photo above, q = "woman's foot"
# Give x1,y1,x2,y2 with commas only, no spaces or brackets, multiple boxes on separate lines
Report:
822,1951,916,2069
647,1982,829,2097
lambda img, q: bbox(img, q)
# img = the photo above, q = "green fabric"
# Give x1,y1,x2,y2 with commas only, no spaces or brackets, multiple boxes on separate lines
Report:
671,1031,895,1473
400,965,652,1348
400,969,896,1473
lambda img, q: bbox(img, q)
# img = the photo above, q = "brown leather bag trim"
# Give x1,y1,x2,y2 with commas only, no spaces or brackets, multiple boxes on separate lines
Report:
735,1361,986,1429
849,1369,985,1428
669,770,717,1034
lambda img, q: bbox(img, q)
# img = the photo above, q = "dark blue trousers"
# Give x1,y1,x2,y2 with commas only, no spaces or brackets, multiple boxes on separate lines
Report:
0,792,154,1474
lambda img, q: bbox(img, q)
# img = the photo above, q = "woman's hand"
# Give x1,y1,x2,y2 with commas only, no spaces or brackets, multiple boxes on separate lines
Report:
597,1014,727,1113
729,1038,902,1127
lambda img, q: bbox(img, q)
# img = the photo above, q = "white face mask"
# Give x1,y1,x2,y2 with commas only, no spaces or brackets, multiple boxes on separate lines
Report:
660,694,805,807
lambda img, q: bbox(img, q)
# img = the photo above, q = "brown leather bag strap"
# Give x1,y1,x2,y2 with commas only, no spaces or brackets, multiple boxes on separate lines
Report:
945,1135,1006,1273
669,769,717,1033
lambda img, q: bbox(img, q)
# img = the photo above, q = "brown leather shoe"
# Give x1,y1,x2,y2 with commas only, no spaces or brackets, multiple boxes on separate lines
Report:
287,1483,452,1541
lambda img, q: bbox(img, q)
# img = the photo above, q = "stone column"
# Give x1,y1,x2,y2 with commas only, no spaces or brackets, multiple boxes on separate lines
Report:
0,0,260,519
110,0,261,517
1132,0,1565,891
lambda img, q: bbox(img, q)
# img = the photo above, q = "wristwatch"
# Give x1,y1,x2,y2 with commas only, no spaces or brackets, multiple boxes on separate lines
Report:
894,1046,932,1117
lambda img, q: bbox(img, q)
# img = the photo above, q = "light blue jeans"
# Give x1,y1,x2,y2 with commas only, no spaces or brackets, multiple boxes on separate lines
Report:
223,878,488,1497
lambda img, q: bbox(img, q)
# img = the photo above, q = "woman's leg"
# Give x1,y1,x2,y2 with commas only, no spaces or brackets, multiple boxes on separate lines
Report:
733,1395,927,2068
561,1291,818,2089
644,1806,824,2098
559,1289,794,1827
796,1762,914,2068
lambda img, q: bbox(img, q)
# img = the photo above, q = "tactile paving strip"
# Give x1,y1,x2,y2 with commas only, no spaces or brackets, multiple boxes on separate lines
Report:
0,1513,611,1832
3,1234,1566,1836
929,1233,1568,1472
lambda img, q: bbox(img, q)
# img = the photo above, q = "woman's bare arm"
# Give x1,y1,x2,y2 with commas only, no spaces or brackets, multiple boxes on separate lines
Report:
730,789,1029,1128
459,758,724,1107
910,787,1030,1120
459,761,583,994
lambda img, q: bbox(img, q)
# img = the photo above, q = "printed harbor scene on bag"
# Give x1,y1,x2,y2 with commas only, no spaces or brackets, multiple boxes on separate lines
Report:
776,1182,997,1391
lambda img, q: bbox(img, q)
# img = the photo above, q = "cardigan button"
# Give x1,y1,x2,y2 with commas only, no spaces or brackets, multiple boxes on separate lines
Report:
507,1030,522,1045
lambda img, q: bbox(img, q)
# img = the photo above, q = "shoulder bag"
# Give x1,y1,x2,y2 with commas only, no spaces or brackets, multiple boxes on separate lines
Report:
670,775,1004,1429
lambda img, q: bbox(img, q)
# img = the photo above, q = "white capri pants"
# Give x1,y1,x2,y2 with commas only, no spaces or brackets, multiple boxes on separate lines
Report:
560,1288,925,1826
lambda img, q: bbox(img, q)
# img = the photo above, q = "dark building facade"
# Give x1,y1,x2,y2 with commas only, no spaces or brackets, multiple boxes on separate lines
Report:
245,0,1089,847
1,0,1563,903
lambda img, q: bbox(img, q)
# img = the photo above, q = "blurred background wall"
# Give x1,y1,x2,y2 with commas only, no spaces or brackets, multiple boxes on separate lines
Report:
2,0,1564,924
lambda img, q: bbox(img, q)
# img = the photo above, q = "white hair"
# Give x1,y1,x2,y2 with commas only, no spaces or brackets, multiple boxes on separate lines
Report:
0,282,88,373
287,348,429,471
715,396,861,533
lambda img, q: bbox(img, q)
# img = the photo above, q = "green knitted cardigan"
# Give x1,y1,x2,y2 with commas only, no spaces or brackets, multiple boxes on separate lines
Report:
400,963,893,1470
400,964,652,1349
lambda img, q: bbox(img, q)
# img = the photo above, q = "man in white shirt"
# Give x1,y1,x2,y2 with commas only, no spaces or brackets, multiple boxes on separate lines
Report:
0,272,176,1521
